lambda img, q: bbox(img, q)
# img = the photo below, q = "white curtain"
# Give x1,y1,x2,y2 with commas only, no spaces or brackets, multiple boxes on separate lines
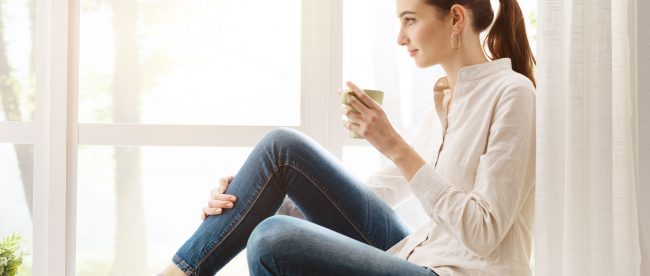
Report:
536,0,640,275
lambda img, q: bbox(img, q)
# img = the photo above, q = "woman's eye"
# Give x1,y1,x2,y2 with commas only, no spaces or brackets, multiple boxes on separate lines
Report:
405,18,415,25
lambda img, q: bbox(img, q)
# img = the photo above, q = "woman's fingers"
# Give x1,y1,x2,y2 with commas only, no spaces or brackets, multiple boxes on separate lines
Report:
209,197,236,208
346,81,380,109
347,93,371,114
212,193,237,202
342,106,363,123
202,206,223,218
343,120,363,137
210,188,236,200
219,176,231,193
202,175,237,220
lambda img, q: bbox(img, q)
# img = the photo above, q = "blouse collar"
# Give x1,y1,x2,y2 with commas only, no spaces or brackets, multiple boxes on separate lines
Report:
457,58,512,82
434,58,513,93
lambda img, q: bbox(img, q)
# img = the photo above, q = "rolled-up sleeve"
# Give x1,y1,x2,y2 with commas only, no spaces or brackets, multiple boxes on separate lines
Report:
408,86,536,257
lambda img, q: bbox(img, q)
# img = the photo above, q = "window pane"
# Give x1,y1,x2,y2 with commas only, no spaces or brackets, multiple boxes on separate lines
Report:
0,144,33,274
0,0,35,122
341,146,383,181
76,146,253,275
78,1,301,125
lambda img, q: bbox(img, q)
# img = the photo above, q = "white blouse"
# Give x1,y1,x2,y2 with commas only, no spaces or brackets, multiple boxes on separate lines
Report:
367,58,536,276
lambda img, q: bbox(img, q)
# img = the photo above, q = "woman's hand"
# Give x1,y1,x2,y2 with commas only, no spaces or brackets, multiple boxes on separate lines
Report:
341,81,405,158
341,81,427,182
201,175,238,220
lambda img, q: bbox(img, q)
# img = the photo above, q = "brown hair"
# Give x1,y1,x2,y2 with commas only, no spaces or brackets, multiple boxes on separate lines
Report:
425,0,536,87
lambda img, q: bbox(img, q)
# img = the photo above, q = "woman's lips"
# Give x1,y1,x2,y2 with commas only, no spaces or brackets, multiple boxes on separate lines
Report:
409,49,419,57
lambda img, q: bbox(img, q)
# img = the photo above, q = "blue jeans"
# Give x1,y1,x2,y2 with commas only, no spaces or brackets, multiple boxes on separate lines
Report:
173,128,439,276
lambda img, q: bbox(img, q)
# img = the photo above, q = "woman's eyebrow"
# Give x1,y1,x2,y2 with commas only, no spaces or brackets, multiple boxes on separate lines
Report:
398,11,416,18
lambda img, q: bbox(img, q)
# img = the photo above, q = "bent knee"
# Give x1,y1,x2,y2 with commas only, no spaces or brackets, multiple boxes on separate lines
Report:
247,216,305,254
259,128,313,154
263,128,303,144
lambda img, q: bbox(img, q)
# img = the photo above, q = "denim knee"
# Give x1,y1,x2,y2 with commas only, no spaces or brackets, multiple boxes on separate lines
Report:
247,216,301,268
260,128,308,150
247,215,298,254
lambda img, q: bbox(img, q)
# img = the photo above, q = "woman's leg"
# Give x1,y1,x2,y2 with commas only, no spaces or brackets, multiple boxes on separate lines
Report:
172,128,410,275
247,215,438,276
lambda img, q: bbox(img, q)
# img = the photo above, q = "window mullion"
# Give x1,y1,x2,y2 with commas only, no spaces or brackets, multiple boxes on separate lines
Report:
32,0,78,274
301,0,344,159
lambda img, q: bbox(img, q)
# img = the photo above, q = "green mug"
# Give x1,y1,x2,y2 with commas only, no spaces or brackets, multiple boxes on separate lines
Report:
340,89,384,138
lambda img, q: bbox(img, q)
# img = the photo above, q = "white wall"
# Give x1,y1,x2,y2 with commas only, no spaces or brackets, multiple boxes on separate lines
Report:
637,0,649,274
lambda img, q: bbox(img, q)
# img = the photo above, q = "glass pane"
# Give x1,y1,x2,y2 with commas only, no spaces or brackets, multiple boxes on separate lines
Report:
0,144,33,274
79,0,301,125
0,0,35,122
341,146,383,181
76,146,253,275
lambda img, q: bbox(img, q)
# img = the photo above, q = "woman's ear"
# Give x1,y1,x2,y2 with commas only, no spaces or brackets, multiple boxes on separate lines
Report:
449,4,467,33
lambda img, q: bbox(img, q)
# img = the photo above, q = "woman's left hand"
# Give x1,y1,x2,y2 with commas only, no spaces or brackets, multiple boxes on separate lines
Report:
341,81,405,156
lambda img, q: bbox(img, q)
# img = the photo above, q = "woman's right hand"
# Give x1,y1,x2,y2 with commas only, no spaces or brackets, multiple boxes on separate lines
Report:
201,175,238,220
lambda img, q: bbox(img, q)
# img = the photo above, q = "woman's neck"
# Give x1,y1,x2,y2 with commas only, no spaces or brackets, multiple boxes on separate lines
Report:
440,38,490,91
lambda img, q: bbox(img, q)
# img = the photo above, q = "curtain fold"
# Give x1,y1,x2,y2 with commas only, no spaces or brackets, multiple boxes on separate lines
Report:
536,0,640,275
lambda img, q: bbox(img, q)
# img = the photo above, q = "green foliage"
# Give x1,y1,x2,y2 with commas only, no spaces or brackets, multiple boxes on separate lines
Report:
0,233,25,276
528,10,538,42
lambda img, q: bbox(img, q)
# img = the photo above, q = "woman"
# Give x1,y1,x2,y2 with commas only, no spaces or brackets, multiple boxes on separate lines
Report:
161,0,535,274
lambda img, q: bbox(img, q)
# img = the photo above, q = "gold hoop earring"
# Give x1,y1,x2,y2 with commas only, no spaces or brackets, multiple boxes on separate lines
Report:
450,33,461,50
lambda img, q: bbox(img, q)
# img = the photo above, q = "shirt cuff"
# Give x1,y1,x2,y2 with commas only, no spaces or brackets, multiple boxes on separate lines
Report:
408,164,451,212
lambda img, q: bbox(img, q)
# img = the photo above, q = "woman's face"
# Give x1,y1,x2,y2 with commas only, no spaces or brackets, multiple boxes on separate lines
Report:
396,0,454,68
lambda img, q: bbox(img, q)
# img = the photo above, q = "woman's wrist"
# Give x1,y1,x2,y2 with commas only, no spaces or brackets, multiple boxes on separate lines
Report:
384,138,426,182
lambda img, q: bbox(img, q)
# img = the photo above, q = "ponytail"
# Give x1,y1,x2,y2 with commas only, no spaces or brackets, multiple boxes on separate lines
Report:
485,0,536,87
425,0,536,87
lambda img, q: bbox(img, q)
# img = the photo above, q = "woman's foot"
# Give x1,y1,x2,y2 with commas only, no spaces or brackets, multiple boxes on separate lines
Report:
159,263,187,276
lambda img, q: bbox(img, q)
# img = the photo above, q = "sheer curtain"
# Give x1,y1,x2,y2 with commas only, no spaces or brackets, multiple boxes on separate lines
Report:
535,0,640,275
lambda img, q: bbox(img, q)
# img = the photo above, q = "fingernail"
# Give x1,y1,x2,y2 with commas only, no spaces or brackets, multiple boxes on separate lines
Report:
227,202,233,207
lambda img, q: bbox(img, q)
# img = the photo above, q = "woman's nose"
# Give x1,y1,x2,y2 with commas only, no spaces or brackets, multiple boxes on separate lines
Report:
396,31,408,46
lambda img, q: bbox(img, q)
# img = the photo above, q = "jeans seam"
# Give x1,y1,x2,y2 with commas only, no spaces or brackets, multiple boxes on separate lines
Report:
172,255,195,275
284,162,375,247
193,164,283,271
